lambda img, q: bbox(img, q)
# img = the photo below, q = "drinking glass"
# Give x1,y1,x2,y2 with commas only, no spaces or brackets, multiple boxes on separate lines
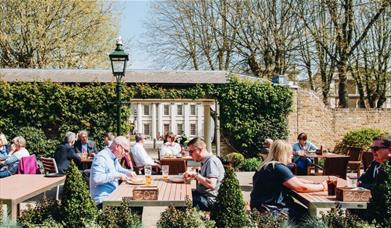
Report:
162,165,169,181
347,173,358,188
144,165,152,186
327,177,338,196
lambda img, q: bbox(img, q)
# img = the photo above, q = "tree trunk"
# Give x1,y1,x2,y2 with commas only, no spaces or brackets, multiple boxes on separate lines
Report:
337,61,349,108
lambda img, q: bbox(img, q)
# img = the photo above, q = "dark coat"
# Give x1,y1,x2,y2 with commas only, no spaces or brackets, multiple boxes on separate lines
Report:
358,160,389,190
74,140,98,155
54,143,82,174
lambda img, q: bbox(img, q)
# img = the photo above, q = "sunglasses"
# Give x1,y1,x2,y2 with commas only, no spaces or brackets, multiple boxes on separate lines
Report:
120,145,130,153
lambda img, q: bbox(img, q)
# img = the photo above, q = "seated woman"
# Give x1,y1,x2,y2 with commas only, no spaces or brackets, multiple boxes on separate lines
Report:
160,132,182,158
292,133,317,175
250,140,326,223
0,133,11,160
0,136,30,178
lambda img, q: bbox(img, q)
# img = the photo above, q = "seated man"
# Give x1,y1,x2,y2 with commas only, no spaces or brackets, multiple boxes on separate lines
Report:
74,130,98,157
54,131,82,174
183,137,225,211
0,136,30,178
90,136,137,207
292,133,317,175
131,133,159,167
103,132,115,148
358,136,391,190
259,138,273,160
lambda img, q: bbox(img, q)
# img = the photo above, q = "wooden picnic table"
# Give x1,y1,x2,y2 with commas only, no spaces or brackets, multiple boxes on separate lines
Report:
102,175,192,209
303,152,349,174
0,174,65,221
291,176,368,217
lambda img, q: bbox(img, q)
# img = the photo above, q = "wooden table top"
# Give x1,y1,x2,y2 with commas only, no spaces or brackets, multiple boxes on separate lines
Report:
0,174,65,201
303,152,349,159
292,176,367,209
103,175,192,207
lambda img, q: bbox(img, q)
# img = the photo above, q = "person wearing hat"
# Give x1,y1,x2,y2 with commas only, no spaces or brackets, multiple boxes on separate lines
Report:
358,136,391,190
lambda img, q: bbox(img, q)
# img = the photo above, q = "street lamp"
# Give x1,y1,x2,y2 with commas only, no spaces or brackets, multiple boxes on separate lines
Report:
109,37,129,136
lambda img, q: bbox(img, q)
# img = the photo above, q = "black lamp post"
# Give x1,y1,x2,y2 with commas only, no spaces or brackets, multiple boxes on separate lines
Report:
109,37,129,136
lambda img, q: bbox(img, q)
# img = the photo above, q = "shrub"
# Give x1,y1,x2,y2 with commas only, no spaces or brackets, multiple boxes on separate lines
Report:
157,200,214,228
217,77,293,157
61,161,97,227
225,152,245,170
11,127,59,158
239,158,261,171
97,201,141,228
320,209,375,228
211,167,252,227
334,128,388,154
250,209,290,228
18,198,62,227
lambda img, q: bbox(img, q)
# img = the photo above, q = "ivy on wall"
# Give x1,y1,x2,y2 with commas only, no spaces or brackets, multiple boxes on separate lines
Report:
0,75,292,158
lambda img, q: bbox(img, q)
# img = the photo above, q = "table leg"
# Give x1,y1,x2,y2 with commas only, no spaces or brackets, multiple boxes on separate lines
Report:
314,158,319,174
8,202,17,221
308,204,318,217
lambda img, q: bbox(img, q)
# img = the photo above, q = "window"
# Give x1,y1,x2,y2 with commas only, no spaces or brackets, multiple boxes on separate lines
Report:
163,124,170,135
190,124,196,136
177,124,183,134
164,105,170,115
144,105,150,115
177,104,183,115
143,124,150,136
190,105,196,115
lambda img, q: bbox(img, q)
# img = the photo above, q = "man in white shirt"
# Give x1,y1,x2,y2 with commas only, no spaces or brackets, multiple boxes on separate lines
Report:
0,136,30,178
131,133,159,167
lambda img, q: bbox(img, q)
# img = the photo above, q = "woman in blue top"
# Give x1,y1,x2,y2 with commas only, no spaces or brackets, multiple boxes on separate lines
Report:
292,133,318,175
250,140,326,223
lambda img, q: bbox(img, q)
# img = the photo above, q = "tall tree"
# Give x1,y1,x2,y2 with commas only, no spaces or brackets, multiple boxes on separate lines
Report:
0,0,118,68
297,0,390,107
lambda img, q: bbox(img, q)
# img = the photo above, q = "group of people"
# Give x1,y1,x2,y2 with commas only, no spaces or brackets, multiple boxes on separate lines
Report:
89,134,225,212
250,134,391,222
0,134,30,178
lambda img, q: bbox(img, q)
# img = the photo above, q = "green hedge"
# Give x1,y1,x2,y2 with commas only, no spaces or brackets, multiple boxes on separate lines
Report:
0,75,292,158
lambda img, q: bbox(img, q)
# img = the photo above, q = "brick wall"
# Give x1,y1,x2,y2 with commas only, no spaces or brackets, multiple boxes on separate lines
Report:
288,89,391,149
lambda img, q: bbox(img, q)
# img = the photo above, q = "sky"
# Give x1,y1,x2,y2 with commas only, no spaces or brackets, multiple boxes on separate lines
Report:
112,0,154,69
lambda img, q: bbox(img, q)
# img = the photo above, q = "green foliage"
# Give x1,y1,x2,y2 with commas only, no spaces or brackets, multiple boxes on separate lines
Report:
61,161,97,227
217,77,293,157
239,158,261,171
0,81,133,150
250,210,290,228
97,201,141,228
211,167,252,227
225,152,245,170
334,128,388,153
11,127,59,158
18,199,62,227
320,209,375,228
157,200,214,228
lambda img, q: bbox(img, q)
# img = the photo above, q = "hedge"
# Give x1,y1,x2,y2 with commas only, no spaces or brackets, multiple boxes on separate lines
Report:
0,75,292,158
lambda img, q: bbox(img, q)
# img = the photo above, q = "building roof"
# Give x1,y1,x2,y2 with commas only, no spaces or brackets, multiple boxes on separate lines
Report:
0,68,261,85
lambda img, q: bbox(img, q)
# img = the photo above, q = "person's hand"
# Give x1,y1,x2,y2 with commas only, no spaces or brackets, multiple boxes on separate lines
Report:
128,171,137,179
183,171,197,181
118,174,128,181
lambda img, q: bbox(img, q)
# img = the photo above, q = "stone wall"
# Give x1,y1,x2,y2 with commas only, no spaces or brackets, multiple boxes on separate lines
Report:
287,89,391,149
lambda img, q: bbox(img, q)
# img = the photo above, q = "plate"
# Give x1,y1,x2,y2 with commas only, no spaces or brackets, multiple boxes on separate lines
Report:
44,173,64,178
169,176,185,183
126,178,146,185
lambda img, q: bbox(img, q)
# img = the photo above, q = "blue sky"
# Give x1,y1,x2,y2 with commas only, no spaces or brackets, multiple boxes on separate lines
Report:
112,0,154,69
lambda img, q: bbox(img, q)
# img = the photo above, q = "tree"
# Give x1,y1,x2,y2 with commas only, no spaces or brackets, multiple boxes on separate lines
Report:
61,161,98,227
296,0,391,107
210,168,251,227
0,0,118,68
